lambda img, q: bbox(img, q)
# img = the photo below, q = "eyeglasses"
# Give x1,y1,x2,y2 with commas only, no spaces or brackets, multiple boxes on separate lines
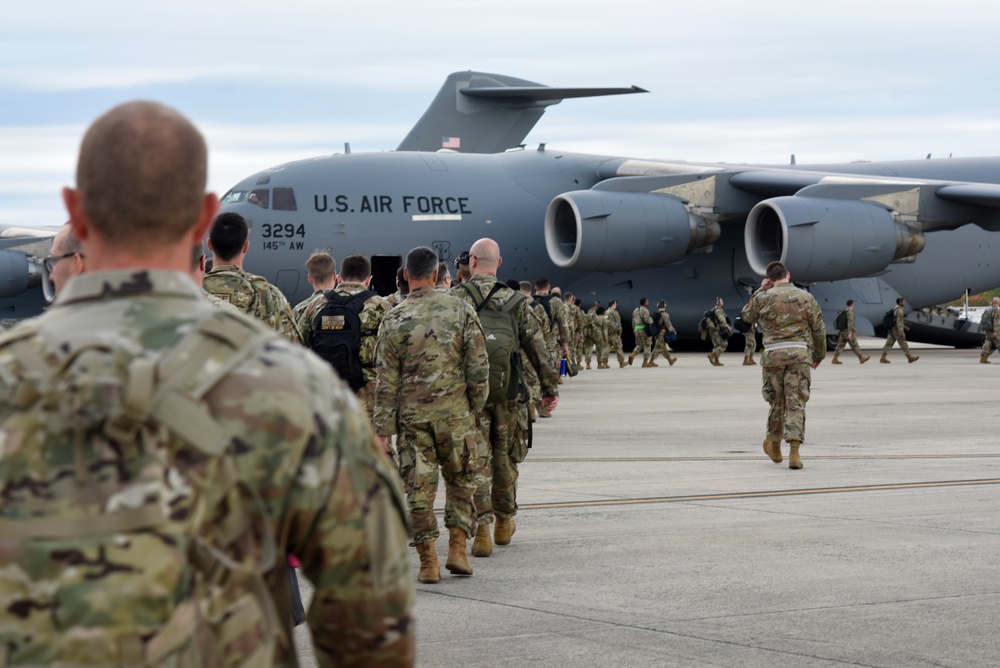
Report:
42,252,78,274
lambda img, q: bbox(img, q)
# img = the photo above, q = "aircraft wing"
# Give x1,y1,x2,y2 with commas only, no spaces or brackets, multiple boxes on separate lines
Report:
396,71,646,154
547,157,1000,283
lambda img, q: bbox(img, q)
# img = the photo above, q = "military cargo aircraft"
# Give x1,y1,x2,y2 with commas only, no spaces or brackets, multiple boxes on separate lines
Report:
3,71,999,347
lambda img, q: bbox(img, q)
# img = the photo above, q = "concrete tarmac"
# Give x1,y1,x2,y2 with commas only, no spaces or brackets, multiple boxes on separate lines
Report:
296,342,1000,667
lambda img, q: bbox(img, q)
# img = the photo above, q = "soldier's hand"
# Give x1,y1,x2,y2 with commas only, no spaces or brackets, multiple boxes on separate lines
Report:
541,395,558,412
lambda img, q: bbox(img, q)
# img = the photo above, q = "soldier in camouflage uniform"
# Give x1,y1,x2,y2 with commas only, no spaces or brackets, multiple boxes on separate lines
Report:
594,306,611,368
298,253,392,421
515,280,547,417
375,246,489,584
650,300,678,366
705,298,731,366
606,299,627,367
191,242,240,313
292,252,338,321
629,297,655,367
582,301,602,368
880,297,919,363
454,239,560,558
203,211,303,344
562,291,583,368
0,101,414,667
741,261,826,470
980,297,1000,363
534,278,571,384
385,265,409,307
831,299,871,364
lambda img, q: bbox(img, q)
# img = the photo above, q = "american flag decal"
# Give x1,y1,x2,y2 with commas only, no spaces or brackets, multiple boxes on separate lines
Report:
442,136,461,149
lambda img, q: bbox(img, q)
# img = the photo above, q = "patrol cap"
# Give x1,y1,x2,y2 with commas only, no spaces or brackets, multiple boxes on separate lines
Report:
454,250,470,268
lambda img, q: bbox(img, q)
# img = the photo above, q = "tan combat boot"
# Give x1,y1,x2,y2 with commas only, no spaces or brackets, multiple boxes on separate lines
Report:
743,356,755,366
494,517,516,546
788,441,803,469
859,355,871,364
627,351,637,366
763,437,782,463
445,527,473,575
472,523,492,558
907,355,920,363
981,354,992,364
668,355,677,366
619,359,627,368
415,541,440,584
715,355,724,366
879,353,890,364
831,355,841,365
648,360,659,367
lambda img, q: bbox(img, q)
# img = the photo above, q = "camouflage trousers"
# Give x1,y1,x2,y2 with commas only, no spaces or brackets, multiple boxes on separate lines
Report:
523,355,542,410
744,332,757,357
397,417,480,545
633,330,652,361
596,339,610,366
582,334,600,366
761,361,812,443
982,333,999,357
710,330,727,358
882,330,912,355
834,331,864,358
609,334,625,365
475,398,530,524
651,335,672,362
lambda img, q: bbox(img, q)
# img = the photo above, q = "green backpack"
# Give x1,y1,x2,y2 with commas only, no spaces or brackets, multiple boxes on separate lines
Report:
0,311,283,667
461,282,525,406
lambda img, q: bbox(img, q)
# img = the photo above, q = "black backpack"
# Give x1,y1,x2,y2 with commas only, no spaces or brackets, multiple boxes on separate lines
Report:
834,310,849,331
310,289,375,391
882,308,895,332
533,294,553,327
647,312,663,337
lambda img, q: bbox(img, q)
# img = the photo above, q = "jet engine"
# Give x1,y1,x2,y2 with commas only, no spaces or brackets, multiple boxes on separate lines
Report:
544,190,719,272
744,196,925,282
0,250,42,298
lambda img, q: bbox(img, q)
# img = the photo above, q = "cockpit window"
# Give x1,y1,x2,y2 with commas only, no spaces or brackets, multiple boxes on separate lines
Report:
221,190,247,205
248,189,270,209
273,187,297,211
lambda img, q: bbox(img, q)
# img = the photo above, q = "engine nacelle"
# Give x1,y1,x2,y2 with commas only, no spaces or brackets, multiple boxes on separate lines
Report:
745,196,925,282
0,250,40,298
544,190,719,272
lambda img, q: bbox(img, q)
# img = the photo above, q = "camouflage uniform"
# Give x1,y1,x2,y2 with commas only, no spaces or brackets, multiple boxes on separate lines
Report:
374,285,489,545
523,306,549,412
834,309,867,360
292,289,323,321
742,282,826,445
203,262,302,344
298,282,391,417
881,304,914,358
650,309,677,365
631,304,654,364
0,270,414,667
708,304,731,362
607,308,626,367
582,308,600,368
548,295,572,362
594,312,610,368
203,287,242,314
981,306,1000,361
453,275,559,528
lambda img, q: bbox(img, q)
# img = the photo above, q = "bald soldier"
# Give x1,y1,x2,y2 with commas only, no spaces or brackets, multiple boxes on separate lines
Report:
454,238,559,557
0,101,414,666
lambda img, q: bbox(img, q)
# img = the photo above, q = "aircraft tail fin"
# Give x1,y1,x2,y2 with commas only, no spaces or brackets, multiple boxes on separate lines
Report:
396,71,646,154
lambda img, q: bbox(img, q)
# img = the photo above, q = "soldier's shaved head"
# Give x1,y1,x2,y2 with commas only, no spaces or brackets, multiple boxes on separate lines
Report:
73,101,208,248
405,246,439,281
469,238,501,275
765,261,789,282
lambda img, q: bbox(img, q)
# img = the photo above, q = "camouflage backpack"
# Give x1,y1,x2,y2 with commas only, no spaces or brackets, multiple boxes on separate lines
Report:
0,310,283,667
979,307,995,333
460,281,526,406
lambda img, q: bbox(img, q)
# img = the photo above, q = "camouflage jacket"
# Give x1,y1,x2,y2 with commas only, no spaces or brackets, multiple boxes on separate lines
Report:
0,270,414,667
374,286,489,434
892,304,906,336
607,309,623,335
712,305,729,330
297,282,391,388
203,263,302,344
548,295,572,345
742,282,826,366
658,310,676,334
292,289,323,322
532,300,556,351
845,309,857,335
453,275,560,398
632,306,653,331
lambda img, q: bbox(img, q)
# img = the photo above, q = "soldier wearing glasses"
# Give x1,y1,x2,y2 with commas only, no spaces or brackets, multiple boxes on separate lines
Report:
44,223,85,297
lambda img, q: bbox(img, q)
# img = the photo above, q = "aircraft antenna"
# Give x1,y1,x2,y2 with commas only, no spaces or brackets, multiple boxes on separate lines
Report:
790,154,796,165
345,143,352,155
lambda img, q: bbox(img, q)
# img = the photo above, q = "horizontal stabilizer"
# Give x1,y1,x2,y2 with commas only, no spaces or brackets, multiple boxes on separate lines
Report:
397,71,647,154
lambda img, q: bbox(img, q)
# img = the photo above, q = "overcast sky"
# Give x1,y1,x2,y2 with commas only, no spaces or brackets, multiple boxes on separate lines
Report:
5,0,1000,228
